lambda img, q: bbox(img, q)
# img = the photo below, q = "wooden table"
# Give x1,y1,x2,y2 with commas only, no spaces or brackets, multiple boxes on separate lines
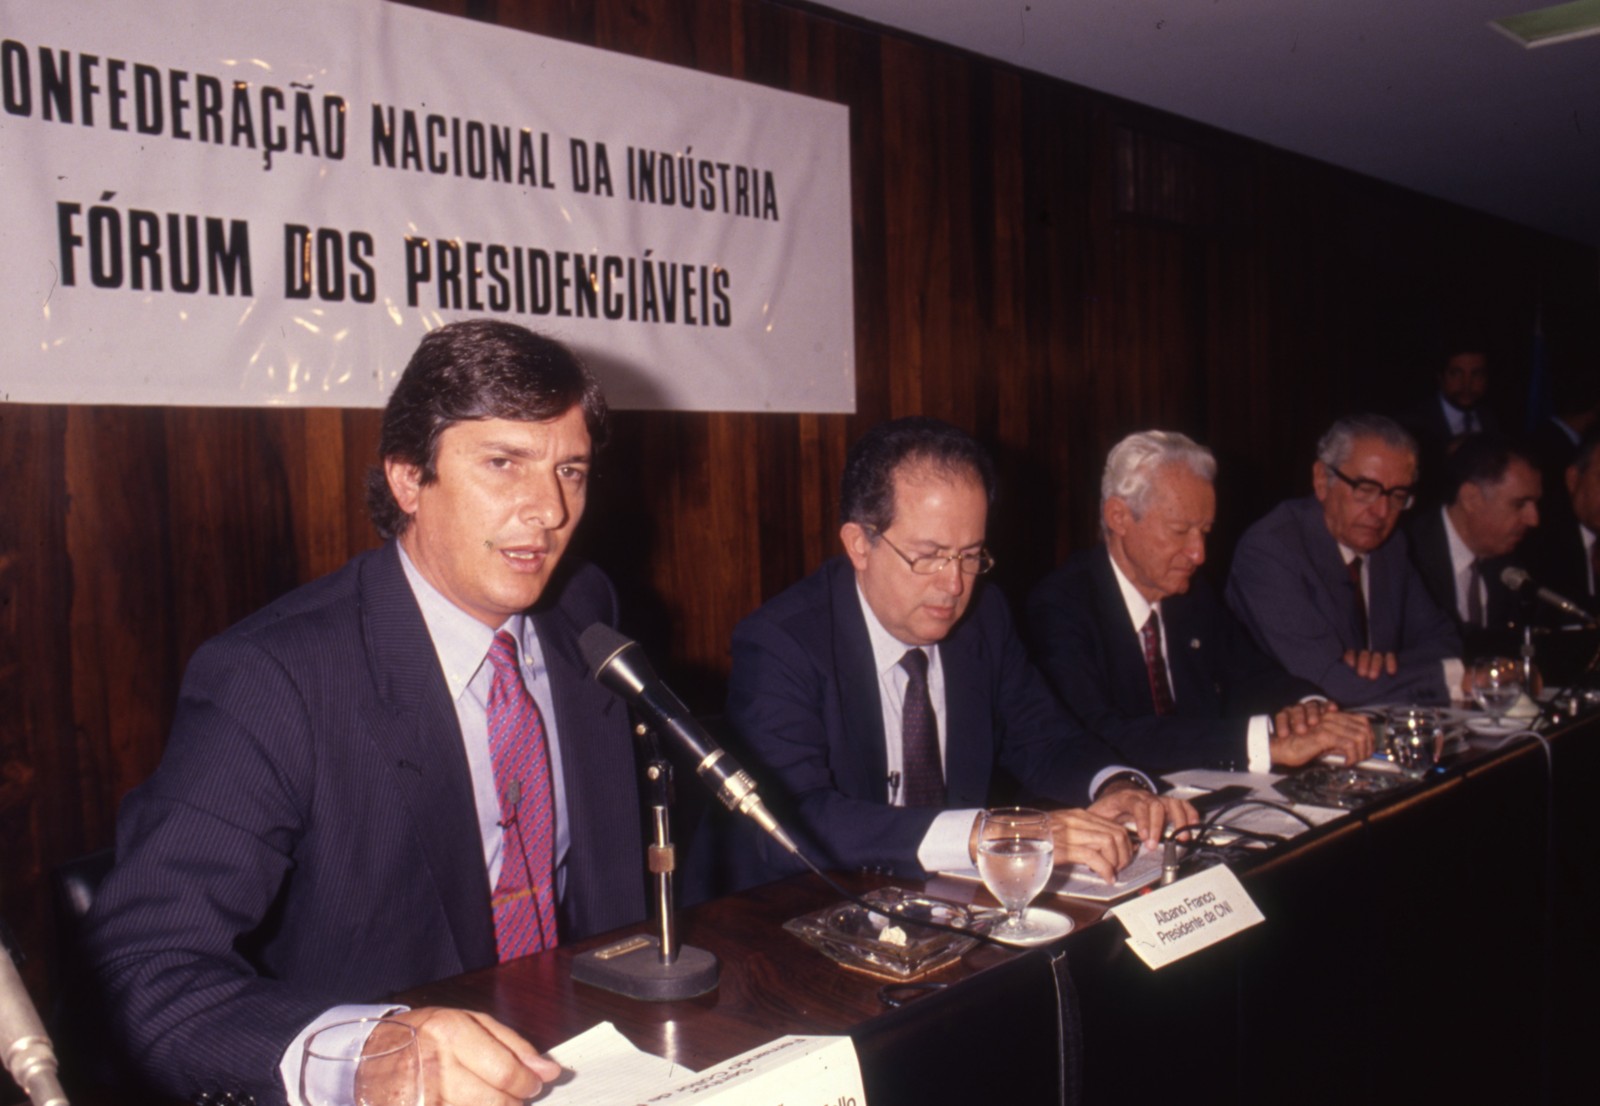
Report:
399,711,1597,1105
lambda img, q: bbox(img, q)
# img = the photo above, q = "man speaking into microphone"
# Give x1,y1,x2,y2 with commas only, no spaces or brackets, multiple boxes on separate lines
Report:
88,322,647,1106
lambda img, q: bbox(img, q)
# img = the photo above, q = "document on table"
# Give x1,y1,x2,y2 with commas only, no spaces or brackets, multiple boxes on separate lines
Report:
940,846,1165,904
542,1022,688,1102
541,1022,864,1105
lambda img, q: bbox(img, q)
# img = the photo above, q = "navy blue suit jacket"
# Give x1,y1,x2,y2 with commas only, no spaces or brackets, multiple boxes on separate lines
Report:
726,556,1115,881
86,543,646,1105
1226,497,1461,705
1403,507,1532,657
1027,547,1316,775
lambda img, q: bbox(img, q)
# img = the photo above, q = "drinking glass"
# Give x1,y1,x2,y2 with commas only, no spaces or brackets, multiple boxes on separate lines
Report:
300,1018,422,1106
1470,657,1523,727
1384,706,1445,776
976,807,1055,940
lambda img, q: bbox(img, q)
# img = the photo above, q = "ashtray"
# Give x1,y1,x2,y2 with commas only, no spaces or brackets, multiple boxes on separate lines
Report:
1274,764,1420,810
783,886,980,981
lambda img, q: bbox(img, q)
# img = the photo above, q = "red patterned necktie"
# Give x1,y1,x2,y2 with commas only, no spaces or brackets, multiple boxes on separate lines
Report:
898,648,946,807
1140,610,1176,716
1347,556,1370,648
486,629,558,959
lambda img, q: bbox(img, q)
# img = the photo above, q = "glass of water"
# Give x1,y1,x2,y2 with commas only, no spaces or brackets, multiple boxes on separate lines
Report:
1470,657,1523,727
976,807,1055,940
1384,706,1445,776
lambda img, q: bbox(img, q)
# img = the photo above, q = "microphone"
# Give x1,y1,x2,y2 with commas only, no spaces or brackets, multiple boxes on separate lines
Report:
578,624,799,857
0,945,68,1106
1500,566,1596,624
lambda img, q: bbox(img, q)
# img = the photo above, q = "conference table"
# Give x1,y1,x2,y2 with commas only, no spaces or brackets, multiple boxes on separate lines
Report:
399,708,1598,1106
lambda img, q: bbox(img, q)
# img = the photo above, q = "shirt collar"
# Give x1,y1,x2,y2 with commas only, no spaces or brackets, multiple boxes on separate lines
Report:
855,581,934,678
397,541,524,699
1106,547,1158,633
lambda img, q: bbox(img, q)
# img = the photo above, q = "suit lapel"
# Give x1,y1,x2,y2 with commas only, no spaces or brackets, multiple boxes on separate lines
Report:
1410,511,1460,623
1090,548,1158,715
1300,500,1365,649
358,544,496,969
936,596,994,808
530,595,634,936
1161,591,1219,714
829,562,892,802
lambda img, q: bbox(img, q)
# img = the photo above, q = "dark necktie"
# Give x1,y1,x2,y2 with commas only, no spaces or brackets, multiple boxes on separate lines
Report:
1462,409,1478,434
486,630,558,959
898,649,945,807
1347,556,1369,648
1465,559,1485,627
1140,609,1176,717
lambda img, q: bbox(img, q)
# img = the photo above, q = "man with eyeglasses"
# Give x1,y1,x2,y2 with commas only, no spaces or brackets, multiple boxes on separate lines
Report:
1227,414,1463,707
725,417,1193,885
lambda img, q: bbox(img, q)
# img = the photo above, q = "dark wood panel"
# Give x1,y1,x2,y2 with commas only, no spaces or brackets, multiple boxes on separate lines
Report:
1,0,1594,1040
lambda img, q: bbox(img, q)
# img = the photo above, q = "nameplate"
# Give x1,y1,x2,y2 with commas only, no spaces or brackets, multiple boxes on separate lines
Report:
1108,865,1264,969
640,1035,864,1106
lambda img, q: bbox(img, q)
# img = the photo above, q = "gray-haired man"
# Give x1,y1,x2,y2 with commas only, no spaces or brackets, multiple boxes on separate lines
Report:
1225,415,1463,706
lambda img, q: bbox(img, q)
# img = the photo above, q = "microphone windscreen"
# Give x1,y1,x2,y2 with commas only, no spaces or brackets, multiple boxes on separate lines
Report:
1500,566,1530,590
579,622,633,673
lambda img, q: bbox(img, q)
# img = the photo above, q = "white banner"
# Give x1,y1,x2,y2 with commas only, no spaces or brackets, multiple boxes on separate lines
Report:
0,0,855,411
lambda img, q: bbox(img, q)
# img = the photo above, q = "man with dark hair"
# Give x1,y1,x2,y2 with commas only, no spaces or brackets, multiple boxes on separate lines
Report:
727,417,1192,885
1405,433,1541,658
1028,431,1373,777
1402,337,1501,497
89,321,644,1106
1227,414,1464,706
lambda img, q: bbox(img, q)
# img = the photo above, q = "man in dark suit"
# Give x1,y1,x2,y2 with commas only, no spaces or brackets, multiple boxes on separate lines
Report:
1227,414,1464,706
727,418,1193,886
1524,425,1600,617
1401,339,1500,500
88,322,646,1106
1027,431,1373,777
1404,433,1541,658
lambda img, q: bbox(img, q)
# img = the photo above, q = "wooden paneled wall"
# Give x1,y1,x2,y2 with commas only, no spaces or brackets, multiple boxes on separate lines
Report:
1,0,1594,1007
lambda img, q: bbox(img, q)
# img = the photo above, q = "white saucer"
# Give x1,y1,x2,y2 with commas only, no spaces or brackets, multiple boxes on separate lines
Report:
1466,716,1526,736
989,907,1075,947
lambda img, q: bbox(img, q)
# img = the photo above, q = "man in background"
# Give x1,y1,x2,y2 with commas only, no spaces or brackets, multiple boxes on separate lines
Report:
1402,338,1500,501
89,322,646,1106
1227,414,1463,706
1028,430,1373,777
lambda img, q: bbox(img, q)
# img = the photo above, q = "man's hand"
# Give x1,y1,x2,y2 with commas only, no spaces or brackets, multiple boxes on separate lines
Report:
380,1007,561,1106
1342,649,1397,680
1090,785,1196,848
1034,808,1135,883
1269,701,1375,767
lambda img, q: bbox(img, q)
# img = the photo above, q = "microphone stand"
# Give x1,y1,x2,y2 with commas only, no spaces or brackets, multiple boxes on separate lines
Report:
570,723,719,1001
0,942,68,1106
